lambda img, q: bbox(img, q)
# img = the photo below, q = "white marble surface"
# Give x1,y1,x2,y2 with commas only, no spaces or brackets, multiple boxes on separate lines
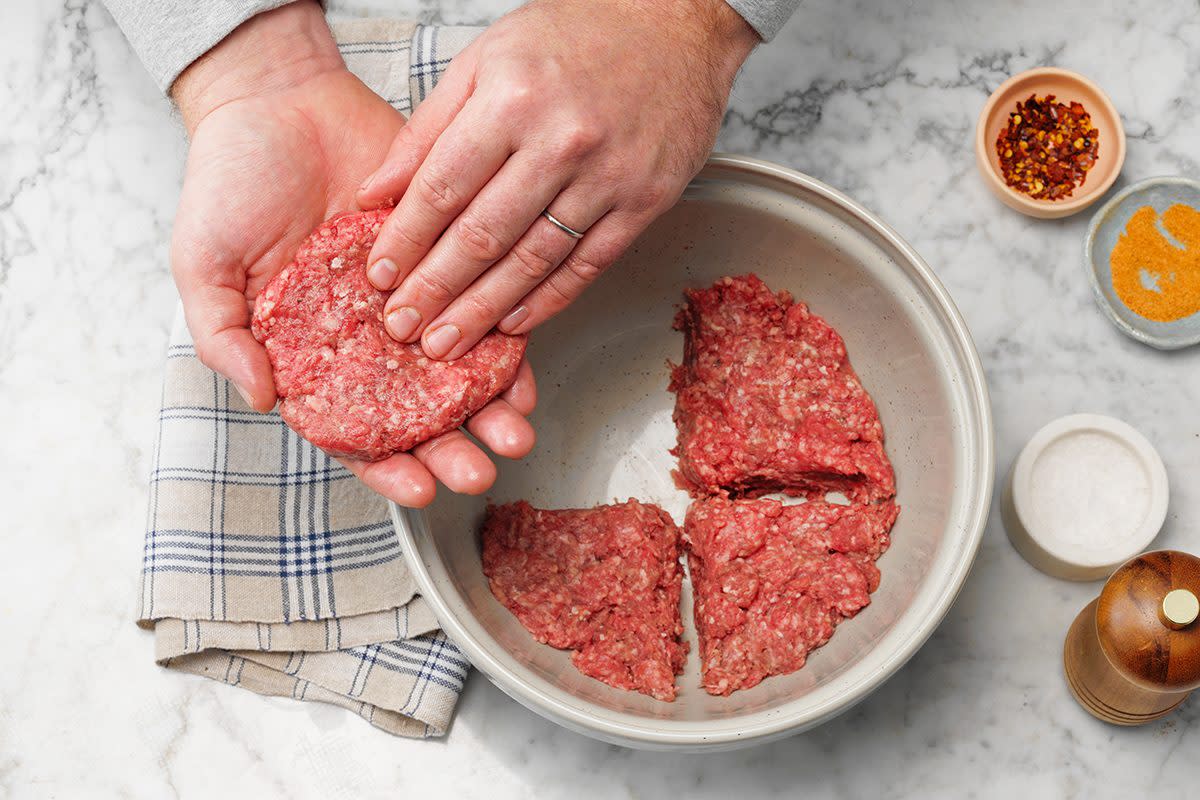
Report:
3,0,1199,796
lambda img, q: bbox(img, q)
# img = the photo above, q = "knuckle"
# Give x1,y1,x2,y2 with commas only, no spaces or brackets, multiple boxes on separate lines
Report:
509,240,559,281
382,218,427,253
386,122,417,158
455,215,507,263
416,170,463,215
656,180,683,208
646,187,672,210
563,250,609,284
416,270,457,304
555,118,604,161
541,273,576,308
498,81,536,114
636,179,678,212
463,291,501,321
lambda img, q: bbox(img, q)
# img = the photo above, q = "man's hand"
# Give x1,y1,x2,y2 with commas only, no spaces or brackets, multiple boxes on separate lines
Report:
358,0,758,360
171,1,535,507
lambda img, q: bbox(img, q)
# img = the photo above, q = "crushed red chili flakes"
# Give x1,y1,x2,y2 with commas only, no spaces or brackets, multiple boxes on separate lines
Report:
995,94,1099,201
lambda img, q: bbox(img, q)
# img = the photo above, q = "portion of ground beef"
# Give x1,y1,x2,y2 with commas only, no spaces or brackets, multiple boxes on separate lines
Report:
684,496,899,696
251,210,526,461
670,274,895,502
481,500,688,701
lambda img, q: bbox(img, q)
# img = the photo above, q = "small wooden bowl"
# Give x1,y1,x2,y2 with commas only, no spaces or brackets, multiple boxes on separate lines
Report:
975,67,1125,219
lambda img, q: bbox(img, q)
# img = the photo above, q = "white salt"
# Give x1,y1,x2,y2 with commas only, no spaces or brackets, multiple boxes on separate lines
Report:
1027,431,1151,555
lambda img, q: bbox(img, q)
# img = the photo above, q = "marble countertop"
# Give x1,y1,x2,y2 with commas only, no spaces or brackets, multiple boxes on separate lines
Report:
3,0,1199,796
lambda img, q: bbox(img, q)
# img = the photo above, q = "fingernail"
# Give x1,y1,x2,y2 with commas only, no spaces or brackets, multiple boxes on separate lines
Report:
499,305,529,333
424,323,462,359
360,173,374,192
385,306,422,341
368,258,399,289
232,382,254,409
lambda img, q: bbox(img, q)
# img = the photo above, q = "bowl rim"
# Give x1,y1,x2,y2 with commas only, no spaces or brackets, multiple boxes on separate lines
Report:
1083,175,1200,350
391,154,995,750
974,66,1126,219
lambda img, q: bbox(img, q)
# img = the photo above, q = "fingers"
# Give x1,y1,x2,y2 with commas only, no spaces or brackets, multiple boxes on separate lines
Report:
499,212,644,335
339,425,514,505
356,49,478,209
353,423,523,504
378,151,564,348
365,104,510,299
177,279,277,412
411,430,497,495
465,398,536,459
341,358,537,505
500,358,537,416
339,453,438,508
413,188,611,359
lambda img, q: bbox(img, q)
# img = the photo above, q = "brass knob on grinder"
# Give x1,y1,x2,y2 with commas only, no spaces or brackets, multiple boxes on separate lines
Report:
1063,550,1200,725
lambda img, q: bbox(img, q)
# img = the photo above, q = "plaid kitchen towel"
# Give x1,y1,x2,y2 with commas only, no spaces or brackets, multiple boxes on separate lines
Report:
137,20,484,739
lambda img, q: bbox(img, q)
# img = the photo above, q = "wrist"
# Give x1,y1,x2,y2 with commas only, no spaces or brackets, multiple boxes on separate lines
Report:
637,0,758,85
704,0,761,74
172,1,344,134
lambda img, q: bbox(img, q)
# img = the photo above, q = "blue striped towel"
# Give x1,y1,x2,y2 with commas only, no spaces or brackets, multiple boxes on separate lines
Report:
138,20,484,738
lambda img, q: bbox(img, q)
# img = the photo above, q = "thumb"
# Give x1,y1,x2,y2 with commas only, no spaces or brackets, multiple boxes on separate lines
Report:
178,278,278,412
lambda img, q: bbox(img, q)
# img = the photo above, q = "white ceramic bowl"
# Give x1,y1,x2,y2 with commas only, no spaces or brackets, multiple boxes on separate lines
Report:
391,155,994,751
1002,413,1168,581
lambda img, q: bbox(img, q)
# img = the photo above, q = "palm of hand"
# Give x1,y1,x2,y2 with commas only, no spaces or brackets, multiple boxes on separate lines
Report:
172,69,402,305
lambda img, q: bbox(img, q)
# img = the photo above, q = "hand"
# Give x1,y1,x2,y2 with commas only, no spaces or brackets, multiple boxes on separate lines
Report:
170,1,535,507
358,0,758,360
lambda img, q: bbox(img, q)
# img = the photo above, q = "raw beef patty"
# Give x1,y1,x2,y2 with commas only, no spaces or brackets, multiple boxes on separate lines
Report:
670,274,895,502
481,500,688,701
684,496,900,696
251,210,526,461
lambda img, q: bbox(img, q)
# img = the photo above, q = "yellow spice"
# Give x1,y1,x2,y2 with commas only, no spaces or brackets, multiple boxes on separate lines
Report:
1110,203,1200,322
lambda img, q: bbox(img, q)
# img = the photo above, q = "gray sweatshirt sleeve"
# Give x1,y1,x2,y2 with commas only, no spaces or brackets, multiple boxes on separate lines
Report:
723,0,802,41
103,0,300,92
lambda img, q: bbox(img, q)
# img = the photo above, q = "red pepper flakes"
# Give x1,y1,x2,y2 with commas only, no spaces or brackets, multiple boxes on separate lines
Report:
995,94,1099,201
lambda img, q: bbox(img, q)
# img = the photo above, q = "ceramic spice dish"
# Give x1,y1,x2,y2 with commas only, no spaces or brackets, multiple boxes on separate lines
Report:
1002,414,1168,581
1085,176,1200,349
976,67,1125,219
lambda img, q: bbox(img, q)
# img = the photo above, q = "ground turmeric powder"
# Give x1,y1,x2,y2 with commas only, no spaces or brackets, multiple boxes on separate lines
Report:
1110,203,1200,322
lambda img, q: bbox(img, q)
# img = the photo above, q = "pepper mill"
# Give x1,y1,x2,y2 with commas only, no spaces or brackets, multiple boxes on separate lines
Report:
1063,550,1200,725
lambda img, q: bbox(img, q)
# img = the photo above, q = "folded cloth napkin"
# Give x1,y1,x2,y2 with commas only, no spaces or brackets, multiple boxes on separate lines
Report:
137,19,484,739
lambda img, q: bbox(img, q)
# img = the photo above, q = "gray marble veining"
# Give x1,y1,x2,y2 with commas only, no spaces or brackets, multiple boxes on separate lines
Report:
2,0,1198,796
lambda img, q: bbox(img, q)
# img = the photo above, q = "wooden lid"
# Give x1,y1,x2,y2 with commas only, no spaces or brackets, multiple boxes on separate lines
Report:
1097,550,1200,691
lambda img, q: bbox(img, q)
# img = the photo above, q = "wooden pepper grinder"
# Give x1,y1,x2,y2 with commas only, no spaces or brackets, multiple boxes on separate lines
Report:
1064,550,1200,725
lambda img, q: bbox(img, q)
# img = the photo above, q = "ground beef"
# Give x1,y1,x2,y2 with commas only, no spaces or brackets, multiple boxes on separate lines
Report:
481,500,688,701
251,210,526,461
670,274,895,502
684,496,899,696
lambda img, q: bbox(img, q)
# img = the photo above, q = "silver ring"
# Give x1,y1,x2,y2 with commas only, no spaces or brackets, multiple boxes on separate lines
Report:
541,210,585,239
